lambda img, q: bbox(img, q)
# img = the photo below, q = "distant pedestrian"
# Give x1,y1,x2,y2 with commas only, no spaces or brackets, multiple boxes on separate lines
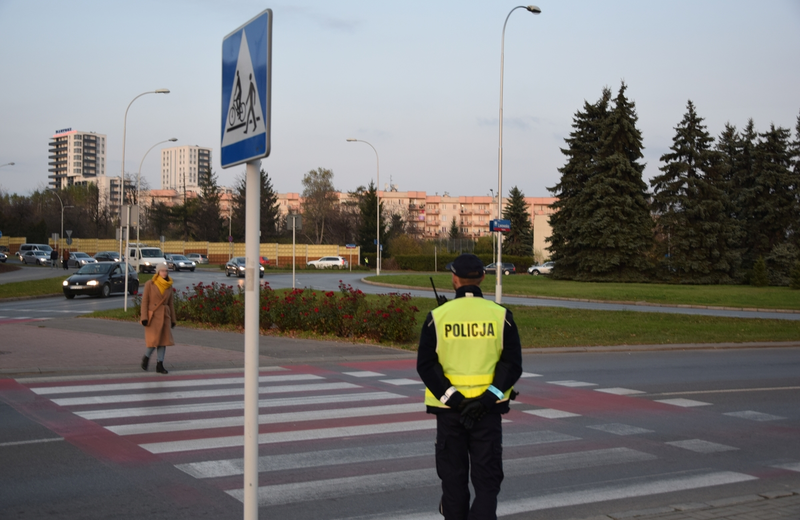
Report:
50,249,58,268
62,249,69,270
139,262,176,374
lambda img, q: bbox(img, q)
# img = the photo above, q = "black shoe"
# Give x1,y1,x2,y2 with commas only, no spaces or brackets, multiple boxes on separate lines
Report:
156,361,168,374
141,356,149,371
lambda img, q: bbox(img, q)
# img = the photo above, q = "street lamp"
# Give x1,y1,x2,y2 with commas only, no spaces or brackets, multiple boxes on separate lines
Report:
123,137,177,311
119,89,170,260
50,190,73,256
346,138,381,275
495,5,540,303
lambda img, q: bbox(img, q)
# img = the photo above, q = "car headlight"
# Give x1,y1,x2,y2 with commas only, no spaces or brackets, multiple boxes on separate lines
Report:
87,280,99,286
144,262,151,266
238,265,245,270
62,280,68,286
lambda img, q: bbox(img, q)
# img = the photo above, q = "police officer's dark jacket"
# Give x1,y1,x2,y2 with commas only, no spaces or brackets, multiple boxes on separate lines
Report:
417,285,523,415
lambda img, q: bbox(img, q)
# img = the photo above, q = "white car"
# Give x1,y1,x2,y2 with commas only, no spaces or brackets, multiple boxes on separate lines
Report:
21,251,51,266
528,261,555,276
307,256,348,269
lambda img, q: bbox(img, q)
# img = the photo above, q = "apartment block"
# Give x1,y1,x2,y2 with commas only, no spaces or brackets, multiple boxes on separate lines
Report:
160,145,212,195
48,128,107,190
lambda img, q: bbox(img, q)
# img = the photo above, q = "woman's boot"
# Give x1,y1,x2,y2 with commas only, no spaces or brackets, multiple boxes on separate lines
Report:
156,362,169,374
141,356,149,371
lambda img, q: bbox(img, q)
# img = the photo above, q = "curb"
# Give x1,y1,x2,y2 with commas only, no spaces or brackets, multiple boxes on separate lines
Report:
361,278,800,314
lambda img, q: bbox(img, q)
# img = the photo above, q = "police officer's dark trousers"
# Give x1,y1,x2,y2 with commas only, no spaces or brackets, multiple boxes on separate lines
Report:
436,411,503,520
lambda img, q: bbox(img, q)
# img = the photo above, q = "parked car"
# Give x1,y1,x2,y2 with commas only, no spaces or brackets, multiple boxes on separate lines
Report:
62,262,139,299
0,245,9,254
484,262,516,275
528,261,555,276
260,256,270,265
167,254,196,272
17,243,53,260
186,253,208,264
0,251,7,263
225,257,264,278
307,256,348,269
68,252,98,268
21,250,51,266
94,251,121,262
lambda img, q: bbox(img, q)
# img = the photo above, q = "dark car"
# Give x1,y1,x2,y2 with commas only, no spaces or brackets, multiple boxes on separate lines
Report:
0,251,7,263
167,254,196,272
94,251,121,262
484,262,516,275
62,262,139,299
225,257,264,278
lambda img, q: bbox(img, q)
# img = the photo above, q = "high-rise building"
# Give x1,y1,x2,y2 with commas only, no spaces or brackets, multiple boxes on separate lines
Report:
160,145,212,195
48,128,107,190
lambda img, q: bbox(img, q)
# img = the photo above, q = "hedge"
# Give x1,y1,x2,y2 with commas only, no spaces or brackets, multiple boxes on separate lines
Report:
393,254,536,273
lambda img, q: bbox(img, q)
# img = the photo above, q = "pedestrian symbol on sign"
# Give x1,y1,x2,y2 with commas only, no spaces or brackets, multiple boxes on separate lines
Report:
222,29,266,148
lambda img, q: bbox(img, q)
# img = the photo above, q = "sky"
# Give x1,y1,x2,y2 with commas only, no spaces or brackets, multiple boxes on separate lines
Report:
1,0,798,200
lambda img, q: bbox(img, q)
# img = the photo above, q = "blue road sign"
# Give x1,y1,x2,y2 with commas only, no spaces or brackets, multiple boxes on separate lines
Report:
490,219,511,233
221,9,272,168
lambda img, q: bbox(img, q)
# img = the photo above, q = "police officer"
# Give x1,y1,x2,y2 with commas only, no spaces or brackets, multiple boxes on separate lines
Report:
417,253,522,520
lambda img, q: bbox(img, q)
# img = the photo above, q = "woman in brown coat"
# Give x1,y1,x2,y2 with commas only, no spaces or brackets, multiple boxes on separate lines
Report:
140,262,176,374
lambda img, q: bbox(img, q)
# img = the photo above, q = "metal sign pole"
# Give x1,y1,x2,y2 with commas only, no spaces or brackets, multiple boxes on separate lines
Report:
243,159,261,519
292,216,296,289
124,206,131,311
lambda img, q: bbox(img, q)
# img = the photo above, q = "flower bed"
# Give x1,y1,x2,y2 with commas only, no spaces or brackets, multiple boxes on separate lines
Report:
136,280,420,343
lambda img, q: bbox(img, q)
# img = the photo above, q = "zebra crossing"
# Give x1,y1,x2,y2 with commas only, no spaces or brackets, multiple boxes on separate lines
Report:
18,363,778,519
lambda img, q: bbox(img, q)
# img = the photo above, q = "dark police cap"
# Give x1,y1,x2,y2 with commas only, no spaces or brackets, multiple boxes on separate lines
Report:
446,254,484,279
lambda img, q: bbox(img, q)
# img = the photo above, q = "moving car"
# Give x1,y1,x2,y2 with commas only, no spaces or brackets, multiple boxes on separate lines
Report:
94,251,121,262
167,254,196,272
68,252,98,268
484,262,516,275
528,261,555,276
225,257,265,278
21,250,51,266
62,262,139,299
17,243,53,260
0,251,7,263
186,253,208,264
127,243,167,273
307,256,348,269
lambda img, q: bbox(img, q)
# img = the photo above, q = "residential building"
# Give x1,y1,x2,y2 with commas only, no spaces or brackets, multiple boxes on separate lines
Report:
275,189,556,246
160,145,212,196
48,128,107,191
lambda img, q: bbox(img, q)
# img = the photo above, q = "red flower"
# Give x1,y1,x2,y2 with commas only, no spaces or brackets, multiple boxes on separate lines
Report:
314,307,319,313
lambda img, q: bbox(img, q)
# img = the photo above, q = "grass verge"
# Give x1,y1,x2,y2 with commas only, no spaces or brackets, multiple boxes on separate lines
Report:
0,272,150,299
86,295,800,349
369,274,800,311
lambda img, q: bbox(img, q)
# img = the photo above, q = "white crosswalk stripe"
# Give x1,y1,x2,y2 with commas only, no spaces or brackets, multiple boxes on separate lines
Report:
22,369,761,518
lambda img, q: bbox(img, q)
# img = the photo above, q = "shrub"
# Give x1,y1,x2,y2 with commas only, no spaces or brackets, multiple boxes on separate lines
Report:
750,257,769,287
790,261,800,290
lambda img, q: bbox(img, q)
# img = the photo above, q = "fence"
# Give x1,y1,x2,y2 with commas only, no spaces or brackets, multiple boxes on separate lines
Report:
17,237,363,267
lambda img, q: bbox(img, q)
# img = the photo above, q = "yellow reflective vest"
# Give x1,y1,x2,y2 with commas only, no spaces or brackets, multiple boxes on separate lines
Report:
424,295,513,408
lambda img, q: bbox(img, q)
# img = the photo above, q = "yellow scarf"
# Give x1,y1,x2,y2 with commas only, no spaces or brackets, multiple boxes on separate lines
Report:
152,274,173,295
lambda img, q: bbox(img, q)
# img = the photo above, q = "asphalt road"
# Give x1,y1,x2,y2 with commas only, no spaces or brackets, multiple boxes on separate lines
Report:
2,347,798,519
2,264,798,321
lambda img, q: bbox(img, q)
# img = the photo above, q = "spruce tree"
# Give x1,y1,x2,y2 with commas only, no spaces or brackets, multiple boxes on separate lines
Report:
231,169,280,241
547,88,611,279
449,216,460,239
726,120,760,267
750,124,794,262
651,101,740,283
790,261,800,290
502,186,533,257
357,181,387,252
572,83,653,281
751,256,769,286
193,170,224,242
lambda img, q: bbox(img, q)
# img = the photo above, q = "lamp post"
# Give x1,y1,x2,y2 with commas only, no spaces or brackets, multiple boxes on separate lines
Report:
346,138,381,275
119,89,170,260
50,190,73,256
123,137,177,311
495,5,540,304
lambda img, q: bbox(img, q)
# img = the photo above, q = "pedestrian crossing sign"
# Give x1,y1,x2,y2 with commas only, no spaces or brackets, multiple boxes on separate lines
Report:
221,8,272,168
